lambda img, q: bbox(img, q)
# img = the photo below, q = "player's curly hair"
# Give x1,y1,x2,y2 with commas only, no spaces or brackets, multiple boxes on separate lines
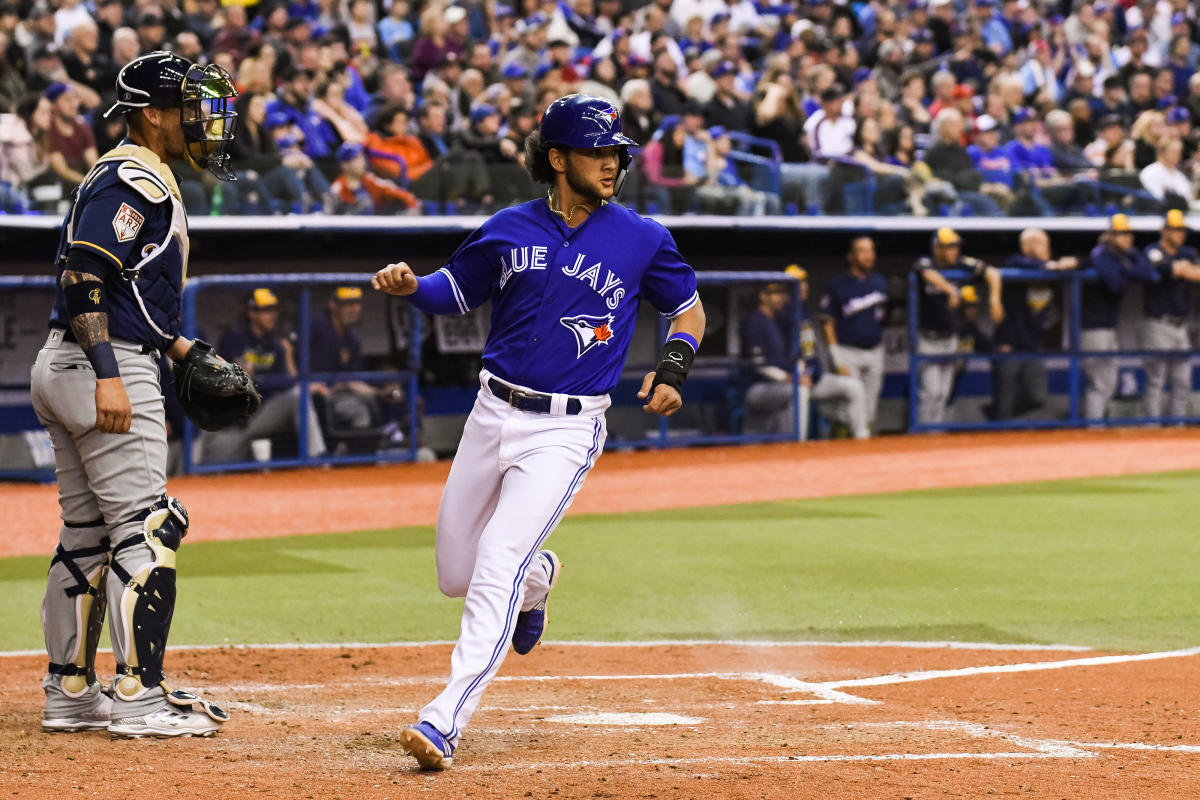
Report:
524,128,559,185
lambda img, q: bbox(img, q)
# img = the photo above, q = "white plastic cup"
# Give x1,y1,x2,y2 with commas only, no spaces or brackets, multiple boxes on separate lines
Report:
250,438,272,462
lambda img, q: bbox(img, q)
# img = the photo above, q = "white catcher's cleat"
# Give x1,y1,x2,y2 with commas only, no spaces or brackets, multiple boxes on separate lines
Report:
42,687,113,732
108,706,222,738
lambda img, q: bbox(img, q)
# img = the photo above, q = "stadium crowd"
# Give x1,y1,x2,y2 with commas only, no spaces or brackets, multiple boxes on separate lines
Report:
0,0,1198,217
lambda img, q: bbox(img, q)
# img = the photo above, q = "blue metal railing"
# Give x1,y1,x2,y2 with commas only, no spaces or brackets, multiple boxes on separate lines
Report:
608,270,804,450
906,267,1200,432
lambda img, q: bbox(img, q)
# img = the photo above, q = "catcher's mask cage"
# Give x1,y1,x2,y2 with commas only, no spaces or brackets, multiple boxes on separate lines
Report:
180,63,238,181
540,93,637,197
104,53,239,182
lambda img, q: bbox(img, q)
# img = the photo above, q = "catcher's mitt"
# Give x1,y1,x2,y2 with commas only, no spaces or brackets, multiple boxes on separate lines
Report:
172,339,261,431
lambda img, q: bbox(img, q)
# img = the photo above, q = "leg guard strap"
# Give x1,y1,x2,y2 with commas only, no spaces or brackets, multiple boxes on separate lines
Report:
50,539,111,598
48,662,88,676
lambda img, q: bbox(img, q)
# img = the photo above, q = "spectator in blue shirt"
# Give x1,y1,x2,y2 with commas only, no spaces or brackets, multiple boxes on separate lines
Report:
967,113,1016,212
267,65,339,160
1006,107,1095,214
972,0,1012,55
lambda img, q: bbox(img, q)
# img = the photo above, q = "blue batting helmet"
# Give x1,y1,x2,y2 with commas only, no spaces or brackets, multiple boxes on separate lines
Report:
540,93,638,150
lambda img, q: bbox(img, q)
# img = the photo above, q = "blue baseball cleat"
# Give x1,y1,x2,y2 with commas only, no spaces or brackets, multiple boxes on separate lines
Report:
400,721,455,770
513,551,561,655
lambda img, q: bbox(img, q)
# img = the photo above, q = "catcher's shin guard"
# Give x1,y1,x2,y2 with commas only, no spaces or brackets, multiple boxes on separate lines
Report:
42,519,110,698
108,497,188,703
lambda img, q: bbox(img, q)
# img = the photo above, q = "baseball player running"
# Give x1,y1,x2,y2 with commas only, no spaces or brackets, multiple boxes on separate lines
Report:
373,94,705,770
32,52,256,738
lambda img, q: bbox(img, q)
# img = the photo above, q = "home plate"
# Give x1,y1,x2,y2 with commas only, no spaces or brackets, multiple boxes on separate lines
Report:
546,712,705,726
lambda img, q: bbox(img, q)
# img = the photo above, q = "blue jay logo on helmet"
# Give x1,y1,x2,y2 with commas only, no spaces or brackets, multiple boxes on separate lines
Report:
541,94,636,150
560,312,616,358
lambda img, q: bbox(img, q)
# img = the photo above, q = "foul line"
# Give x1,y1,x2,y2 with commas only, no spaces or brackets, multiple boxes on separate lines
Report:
0,638,1095,659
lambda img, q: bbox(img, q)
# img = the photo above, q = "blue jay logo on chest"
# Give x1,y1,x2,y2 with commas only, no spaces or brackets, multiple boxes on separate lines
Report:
560,312,615,358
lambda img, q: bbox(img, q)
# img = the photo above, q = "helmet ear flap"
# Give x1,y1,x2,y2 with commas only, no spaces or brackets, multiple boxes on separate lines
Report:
613,146,632,198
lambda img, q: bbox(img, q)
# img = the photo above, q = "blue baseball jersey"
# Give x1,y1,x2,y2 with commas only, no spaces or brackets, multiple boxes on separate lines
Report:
1142,241,1198,318
912,255,989,334
48,141,189,351
819,271,888,349
1082,243,1156,329
995,255,1054,351
309,310,364,374
411,199,698,395
219,323,290,398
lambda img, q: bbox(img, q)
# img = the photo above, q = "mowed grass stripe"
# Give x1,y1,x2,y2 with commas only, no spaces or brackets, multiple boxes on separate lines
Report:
0,471,1195,652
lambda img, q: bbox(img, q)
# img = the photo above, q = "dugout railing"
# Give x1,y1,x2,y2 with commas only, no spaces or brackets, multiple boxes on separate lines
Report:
906,267,1200,432
609,271,805,450
180,273,422,474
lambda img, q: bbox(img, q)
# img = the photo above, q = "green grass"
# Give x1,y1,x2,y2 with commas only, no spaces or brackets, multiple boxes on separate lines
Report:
1,471,1197,652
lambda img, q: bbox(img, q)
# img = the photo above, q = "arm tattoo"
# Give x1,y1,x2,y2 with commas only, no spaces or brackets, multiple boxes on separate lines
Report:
61,270,111,350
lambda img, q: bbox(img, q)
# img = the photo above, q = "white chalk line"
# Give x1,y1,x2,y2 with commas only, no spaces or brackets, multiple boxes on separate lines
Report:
447,720,1200,771
203,647,1200,702
0,638,1095,659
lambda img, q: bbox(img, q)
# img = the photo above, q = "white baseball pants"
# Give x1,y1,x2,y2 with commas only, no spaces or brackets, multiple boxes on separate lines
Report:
419,370,608,745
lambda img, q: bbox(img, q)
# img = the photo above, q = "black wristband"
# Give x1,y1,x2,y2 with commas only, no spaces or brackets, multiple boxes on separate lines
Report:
650,337,696,393
84,342,120,379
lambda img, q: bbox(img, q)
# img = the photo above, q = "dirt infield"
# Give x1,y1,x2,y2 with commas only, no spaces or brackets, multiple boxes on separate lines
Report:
0,642,1197,799
2,429,1199,798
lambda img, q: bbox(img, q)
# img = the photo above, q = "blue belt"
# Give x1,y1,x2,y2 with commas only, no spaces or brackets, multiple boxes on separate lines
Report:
488,378,582,415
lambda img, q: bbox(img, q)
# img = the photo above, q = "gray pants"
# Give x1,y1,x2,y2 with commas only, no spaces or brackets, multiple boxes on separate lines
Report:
805,374,870,439
744,381,796,435
990,358,1048,420
917,333,958,425
744,377,869,439
198,386,325,464
31,330,171,718
1141,318,1193,419
1081,328,1118,420
831,343,885,429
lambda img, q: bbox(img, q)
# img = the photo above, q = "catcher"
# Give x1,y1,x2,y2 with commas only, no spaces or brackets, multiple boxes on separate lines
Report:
30,51,258,738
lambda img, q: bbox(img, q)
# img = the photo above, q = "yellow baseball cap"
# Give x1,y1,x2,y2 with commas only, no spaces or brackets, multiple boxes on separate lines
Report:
933,227,962,247
1164,209,1188,230
335,286,364,302
249,288,279,309
1109,213,1133,232
784,264,807,281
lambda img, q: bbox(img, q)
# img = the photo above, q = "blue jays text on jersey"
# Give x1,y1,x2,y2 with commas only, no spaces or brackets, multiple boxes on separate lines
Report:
1143,241,1197,319
407,199,698,396
48,141,189,351
819,271,888,349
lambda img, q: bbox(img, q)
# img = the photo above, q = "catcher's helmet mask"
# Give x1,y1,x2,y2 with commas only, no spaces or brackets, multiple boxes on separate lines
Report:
104,52,239,182
540,93,637,197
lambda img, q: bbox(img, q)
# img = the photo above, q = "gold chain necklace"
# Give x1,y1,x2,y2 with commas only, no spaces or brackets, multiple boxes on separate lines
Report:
547,190,601,227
